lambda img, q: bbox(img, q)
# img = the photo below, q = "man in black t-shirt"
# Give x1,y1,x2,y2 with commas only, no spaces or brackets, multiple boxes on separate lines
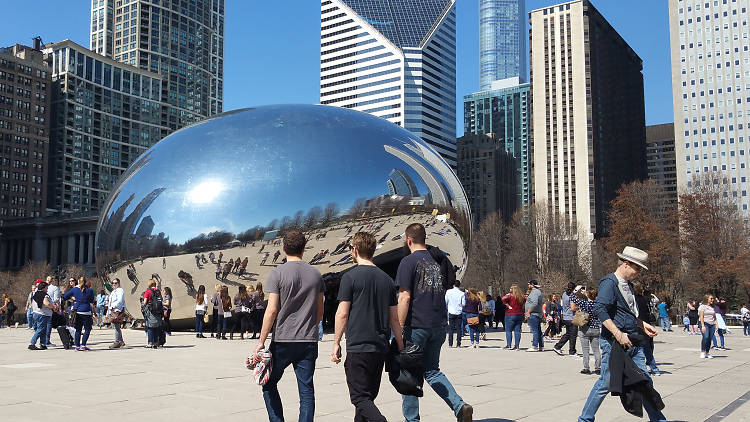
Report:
332,232,403,422
397,223,473,422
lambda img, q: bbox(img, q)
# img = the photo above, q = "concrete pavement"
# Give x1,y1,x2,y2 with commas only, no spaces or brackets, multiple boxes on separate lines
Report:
1,324,749,421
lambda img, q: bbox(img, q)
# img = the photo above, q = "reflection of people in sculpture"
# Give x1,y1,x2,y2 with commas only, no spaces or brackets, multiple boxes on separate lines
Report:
178,270,196,297
126,265,139,287
258,244,265,254
151,273,162,291
195,254,202,269
201,254,207,264
162,258,166,269
209,251,215,263
215,262,222,280
222,260,232,280
272,250,281,263
232,258,241,273
218,252,223,263
260,252,270,266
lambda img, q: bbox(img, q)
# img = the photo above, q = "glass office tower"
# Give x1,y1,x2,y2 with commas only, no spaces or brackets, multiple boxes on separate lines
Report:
479,0,526,90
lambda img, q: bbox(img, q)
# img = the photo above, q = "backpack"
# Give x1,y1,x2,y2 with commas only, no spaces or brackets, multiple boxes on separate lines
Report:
743,312,750,323
147,289,163,314
480,301,491,315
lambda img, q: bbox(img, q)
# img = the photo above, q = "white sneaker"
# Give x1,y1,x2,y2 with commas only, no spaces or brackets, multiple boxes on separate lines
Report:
706,354,714,359
700,352,706,358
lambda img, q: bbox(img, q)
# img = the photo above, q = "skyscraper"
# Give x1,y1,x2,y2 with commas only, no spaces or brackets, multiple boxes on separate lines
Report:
387,168,419,197
668,0,750,212
464,78,531,214
0,42,50,222
319,0,458,166
44,40,168,214
530,0,647,238
646,123,678,215
479,0,527,90
90,0,225,131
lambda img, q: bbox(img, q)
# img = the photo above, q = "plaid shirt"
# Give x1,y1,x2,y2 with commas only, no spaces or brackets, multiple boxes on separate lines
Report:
572,295,601,330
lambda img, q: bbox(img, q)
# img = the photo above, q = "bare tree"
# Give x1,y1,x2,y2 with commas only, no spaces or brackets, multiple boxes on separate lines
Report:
323,202,340,224
304,206,323,230
463,212,509,293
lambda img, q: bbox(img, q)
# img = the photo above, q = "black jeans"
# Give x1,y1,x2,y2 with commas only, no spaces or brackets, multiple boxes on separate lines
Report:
163,309,172,334
447,313,462,346
555,320,578,354
344,352,387,422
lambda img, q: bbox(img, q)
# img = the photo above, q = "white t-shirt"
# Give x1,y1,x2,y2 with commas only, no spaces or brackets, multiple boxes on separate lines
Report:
741,306,749,316
195,294,209,312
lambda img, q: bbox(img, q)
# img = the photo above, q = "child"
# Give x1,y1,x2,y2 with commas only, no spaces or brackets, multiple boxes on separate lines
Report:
683,315,690,332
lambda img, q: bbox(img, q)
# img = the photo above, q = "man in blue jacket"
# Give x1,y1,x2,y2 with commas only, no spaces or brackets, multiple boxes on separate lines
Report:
578,246,666,422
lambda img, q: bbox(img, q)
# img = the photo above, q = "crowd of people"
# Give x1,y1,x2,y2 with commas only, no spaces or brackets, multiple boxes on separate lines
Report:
5,220,750,422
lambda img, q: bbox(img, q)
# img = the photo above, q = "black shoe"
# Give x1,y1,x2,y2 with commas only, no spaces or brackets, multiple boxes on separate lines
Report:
553,347,564,356
152,345,158,349
39,345,47,350
210,333,214,338
221,336,228,340
196,334,200,338
581,369,591,374
457,403,473,422
199,334,206,338
28,344,39,350
594,369,601,375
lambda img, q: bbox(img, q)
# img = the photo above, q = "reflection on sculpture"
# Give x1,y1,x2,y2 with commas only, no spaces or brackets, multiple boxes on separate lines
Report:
95,104,471,327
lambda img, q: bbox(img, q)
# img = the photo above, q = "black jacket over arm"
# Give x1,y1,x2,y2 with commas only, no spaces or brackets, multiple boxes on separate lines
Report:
608,337,665,417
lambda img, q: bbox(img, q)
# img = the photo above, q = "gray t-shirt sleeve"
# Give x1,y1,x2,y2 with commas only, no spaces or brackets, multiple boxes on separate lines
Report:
265,269,280,294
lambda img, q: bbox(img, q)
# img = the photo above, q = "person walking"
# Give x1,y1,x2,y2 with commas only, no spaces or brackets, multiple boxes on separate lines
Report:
253,230,325,422
501,285,525,350
741,303,750,336
141,279,163,349
396,223,473,422
554,282,579,356
487,294,496,329
699,294,718,358
25,284,36,330
578,246,666,422
633,283,660,375
0,293,17,328
62,277,95,351
494,294,505,331
28,281,53,350
331,232,404,422
572,288,601,375
463,288,481,348
712,298,728,351
107,278,126,349
478,293,492,341
444,280,464,348
525,280,544,352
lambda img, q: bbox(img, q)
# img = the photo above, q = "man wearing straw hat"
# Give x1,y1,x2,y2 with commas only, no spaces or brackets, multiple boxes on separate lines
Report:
578,247,666,422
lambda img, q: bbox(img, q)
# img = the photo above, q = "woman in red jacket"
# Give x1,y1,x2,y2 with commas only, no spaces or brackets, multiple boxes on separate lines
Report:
501,285,526,350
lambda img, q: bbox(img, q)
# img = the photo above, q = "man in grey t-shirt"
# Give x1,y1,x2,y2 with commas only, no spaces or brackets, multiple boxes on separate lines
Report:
254,230,324,422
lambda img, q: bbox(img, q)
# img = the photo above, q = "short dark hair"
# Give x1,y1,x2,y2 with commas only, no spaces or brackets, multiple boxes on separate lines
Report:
283,230,307,257
405,223,426,245
37,281,48,290
453,280,461,288
351,232,377,260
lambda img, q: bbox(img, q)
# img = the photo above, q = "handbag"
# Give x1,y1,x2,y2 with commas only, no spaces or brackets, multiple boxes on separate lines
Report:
107,310,125,324
572,307,590,327
203,312,209,323
223,311,232,318
467,316,480,326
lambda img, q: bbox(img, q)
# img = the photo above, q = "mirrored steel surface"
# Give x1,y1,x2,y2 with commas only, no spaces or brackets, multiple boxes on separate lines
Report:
95,104,471,324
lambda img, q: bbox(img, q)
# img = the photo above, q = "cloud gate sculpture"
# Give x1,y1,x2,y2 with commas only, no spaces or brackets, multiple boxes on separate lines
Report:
95,104,471,327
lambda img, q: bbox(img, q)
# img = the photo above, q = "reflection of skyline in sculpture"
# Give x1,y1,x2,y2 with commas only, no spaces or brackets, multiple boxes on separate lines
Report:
135,216,155,237
387,169,420,197
384,144,450,207
98,187,166,261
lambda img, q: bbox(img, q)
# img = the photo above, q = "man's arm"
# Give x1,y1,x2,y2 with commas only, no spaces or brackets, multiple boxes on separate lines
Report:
331,301,350,363
389,305,404,350
254,292,280,354
316,292,324,326
397,288,411,327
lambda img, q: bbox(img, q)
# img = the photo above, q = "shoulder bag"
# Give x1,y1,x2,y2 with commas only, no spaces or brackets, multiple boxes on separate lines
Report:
572,300,590,327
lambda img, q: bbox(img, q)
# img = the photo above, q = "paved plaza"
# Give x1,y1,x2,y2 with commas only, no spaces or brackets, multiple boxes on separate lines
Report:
1,324,750,421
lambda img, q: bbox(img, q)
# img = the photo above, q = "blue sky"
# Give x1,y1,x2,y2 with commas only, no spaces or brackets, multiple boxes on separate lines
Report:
0,0,673,135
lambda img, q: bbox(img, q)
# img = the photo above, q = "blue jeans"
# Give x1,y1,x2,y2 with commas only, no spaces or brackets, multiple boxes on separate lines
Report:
465,313,479,344
701,323,716,353
528,315,543,349
504,314,523,348
447,313,462,347
744,322,749,336
195,312,205,334
146,327,157,344
402,326,465,421
579,338,666,422
74,314,93,347
644,338,659,373
712,328,725,348
29,314,50,346
659,317,671,331
26,308,34,329
262,341,318,422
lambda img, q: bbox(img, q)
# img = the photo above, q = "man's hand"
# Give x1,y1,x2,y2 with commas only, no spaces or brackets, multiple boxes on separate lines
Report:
331,343,342,364
253,341,265,356
643,322,658,338
617,332,633,349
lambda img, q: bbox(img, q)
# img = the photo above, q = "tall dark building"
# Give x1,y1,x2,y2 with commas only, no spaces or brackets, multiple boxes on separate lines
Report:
530,0,647,238
91,0,225,131
0,42,51,222
456,133,516,228
646,123,677,215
